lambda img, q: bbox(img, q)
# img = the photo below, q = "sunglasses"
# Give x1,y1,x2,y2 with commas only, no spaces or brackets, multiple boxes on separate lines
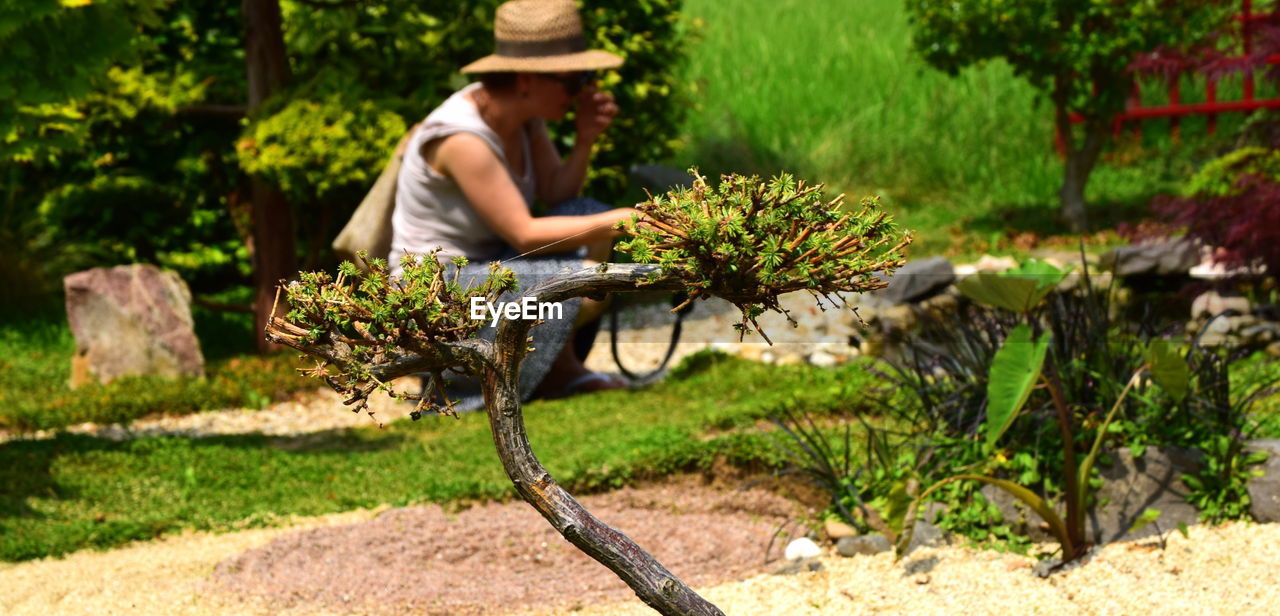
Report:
541,71,597,96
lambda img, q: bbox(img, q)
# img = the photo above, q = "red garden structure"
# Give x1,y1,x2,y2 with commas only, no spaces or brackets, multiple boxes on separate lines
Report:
1057,0,1280,153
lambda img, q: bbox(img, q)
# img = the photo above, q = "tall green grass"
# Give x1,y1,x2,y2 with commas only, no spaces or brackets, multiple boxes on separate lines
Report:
673,0,1256,253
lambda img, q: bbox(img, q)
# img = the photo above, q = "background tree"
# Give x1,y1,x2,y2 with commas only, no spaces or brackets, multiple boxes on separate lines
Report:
904,0,1230,231
1,0,173,306
265,171,911,615
0,0,167,159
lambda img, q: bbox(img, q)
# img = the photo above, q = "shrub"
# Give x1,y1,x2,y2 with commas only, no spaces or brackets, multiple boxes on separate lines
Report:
10,0,692,299
1155,145,1280,281
903,0,1230,230
1182,146,1280,198
236,97,406,208
575,0,691,200
1173,345,1279,522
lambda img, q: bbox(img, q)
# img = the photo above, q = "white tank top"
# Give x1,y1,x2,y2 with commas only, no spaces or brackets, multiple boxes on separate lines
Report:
389,83,537,275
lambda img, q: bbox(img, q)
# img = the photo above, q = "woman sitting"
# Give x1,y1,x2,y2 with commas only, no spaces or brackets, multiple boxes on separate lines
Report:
390,0,637,405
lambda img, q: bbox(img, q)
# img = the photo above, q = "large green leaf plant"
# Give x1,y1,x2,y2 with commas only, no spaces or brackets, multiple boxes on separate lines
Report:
898,260,1189,565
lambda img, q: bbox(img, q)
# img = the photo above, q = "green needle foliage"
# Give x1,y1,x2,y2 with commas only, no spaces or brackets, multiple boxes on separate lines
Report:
616,170,912,341
271,250,516,417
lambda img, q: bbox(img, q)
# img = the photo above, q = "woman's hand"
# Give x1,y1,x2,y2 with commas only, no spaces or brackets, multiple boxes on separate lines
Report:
574,85,618,145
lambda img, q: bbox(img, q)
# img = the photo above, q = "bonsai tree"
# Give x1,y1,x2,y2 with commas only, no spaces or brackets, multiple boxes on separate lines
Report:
265,171,910,616
904,0,1228,231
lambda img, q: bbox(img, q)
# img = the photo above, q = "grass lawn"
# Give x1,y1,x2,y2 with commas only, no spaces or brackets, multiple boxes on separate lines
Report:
0,352,885,562
0,306,316,432
673,0,1266,256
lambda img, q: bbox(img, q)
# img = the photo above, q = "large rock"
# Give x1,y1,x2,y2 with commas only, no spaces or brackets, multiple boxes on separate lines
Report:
1246,440,1280,523
1089,447,1203,544
875,257,955,305
64,264,204,387
1101,240,1199,277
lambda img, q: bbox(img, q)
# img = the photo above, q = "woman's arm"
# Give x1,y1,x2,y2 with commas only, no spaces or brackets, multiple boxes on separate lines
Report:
436,133,634,256
532,86,619,205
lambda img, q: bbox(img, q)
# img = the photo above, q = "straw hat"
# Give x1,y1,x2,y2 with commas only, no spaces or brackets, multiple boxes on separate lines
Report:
460,0,623,74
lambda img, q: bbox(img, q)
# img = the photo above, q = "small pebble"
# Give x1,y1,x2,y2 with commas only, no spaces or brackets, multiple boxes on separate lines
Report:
784,537,822,560
824,520,858,540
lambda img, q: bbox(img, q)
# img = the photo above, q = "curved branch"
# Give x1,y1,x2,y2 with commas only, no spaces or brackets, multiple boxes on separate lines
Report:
484,262,723,615
265,324,495,382
532,263,684,305
368,338,494,381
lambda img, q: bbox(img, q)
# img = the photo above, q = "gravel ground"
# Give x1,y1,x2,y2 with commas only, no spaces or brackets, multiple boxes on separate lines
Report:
526,522,1280,616
0,481,801,616
4,496,1277,616
0,386,406,444
0,508,383,616
212,482,798,615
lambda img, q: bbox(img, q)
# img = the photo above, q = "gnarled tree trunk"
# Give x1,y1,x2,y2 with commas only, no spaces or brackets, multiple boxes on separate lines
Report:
483,264,726,616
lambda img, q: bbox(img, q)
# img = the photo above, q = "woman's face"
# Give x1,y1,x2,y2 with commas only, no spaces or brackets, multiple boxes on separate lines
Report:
522,72,593,119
